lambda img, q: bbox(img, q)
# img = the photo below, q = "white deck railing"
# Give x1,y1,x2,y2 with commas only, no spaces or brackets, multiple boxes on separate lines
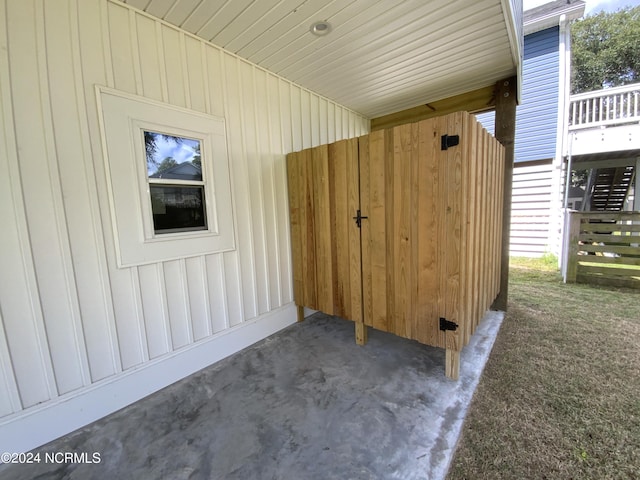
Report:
569,83,640,130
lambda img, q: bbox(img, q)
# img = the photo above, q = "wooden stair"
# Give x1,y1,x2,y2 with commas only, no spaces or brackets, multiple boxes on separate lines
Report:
584,166,635,211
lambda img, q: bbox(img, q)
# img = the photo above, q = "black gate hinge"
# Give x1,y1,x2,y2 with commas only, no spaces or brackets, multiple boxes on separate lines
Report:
353,209,368,228
441,134,460,150
439,317,458,331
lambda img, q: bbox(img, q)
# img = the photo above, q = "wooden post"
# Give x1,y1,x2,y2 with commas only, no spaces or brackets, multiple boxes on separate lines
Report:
446,349,460,380
492,77,517,311
635,157,640,211
355,321,367,345
565,212,581,283
296,304,305,322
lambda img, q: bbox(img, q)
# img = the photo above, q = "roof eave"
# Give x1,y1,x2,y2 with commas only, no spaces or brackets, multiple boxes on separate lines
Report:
502,0,524,104
524,2,585,35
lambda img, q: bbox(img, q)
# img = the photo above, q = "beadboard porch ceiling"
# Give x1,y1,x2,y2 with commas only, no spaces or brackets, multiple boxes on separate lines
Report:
121,0,521,119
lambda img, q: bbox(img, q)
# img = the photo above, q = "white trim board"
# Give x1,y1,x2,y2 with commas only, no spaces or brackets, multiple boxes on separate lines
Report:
0,304,297,456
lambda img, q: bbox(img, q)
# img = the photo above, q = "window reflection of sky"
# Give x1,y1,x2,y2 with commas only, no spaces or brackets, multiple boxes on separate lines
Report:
146,132,200,175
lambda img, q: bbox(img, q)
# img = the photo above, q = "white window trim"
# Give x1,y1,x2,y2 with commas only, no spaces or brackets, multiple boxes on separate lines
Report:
134,123,216,240
96,86,235,267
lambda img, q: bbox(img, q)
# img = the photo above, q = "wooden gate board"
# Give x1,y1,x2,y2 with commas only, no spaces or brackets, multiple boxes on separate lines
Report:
360,116,448,349
286,139,363,321
286,111,504,379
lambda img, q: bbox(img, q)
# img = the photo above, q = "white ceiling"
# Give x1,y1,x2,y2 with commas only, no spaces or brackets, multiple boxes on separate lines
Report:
122,0,521,119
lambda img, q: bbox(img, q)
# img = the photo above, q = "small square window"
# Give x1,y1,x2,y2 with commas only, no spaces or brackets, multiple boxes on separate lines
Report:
98,87,235,267
144,131,207,234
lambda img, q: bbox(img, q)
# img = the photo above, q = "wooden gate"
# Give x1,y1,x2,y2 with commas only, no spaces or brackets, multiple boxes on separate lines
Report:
287,111,504,378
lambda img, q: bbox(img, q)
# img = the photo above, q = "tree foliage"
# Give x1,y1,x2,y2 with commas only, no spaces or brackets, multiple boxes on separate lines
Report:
144,132,183,170
571,169,588,188
156,157,177,174
571,6,640,93
191,143,201,168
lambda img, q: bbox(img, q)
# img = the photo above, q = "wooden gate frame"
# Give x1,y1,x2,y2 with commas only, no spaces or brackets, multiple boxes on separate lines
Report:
288,77,517,324
287,106,509,378
371,77,517,312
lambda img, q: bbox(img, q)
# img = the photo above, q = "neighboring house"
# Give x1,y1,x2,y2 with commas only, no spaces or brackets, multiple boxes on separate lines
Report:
477,0,585,257
150,161,202,180
565,85,640,213
0,0,522,454
560,80,640,280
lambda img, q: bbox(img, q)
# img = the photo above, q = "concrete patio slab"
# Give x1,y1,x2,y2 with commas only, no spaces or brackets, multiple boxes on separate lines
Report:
0,310,503,480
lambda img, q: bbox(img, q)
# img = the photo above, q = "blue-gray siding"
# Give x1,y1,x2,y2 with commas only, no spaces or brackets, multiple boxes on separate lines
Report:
476,26,560,163
518,26,560,162
474,26,561,258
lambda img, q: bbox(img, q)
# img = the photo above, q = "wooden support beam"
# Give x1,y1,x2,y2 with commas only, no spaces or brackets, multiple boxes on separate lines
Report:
355,322,367,345
445,349,460,380
370,84,496,131
635,157,640,211
564,212,580,283
492,77,517,311
296,305,305,322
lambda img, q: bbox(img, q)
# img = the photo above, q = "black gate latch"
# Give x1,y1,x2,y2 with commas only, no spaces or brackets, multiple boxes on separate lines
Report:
441,134,460,150
353,209,368,228
439,317,458,331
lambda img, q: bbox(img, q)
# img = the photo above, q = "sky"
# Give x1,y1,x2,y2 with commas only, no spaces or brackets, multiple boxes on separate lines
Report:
146,133,200,175
524,0,640,14
154,135,199,163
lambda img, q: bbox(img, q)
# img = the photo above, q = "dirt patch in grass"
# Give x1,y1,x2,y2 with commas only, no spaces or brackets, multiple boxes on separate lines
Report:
447,257,640,480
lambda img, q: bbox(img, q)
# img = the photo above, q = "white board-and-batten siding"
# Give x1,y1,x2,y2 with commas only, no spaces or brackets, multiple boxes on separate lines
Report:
0,0,368,453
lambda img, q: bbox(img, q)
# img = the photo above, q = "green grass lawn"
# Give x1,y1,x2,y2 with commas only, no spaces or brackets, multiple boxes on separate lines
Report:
447,257,640,480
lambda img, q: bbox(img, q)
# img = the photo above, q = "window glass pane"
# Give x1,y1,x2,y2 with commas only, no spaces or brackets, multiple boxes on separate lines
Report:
150,185,207,234
144,131,202,180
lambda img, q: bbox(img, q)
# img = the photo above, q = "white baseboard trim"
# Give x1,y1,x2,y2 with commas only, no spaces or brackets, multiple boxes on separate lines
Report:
0,304,297,455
